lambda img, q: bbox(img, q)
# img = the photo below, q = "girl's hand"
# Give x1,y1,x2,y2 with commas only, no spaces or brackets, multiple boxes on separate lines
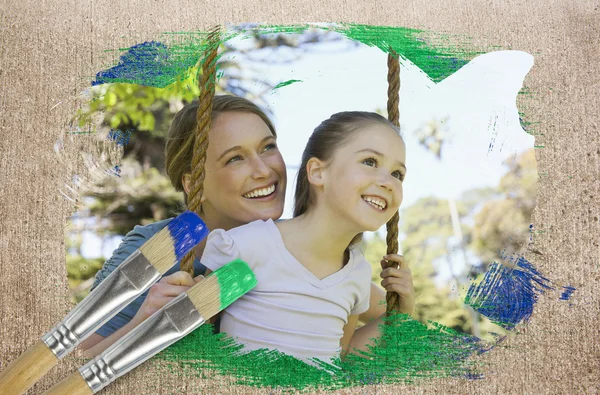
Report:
380,254,415,316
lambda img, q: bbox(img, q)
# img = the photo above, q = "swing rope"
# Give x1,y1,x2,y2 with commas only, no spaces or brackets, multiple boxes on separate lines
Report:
385,50,402,313
180,26,220,275
181,31,403,315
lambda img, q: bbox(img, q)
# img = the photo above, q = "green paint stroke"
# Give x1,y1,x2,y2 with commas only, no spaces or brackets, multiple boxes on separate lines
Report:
158,312,484,392
95,23,482,90
207,259,257,310
337,24,477,83
273,79,303,91
97,24,495,391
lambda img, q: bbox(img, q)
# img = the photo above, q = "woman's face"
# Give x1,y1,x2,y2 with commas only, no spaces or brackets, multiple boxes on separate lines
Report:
186,111,287,230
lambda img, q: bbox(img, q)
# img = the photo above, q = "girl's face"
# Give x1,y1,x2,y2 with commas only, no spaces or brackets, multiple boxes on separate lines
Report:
318,124,406,232
185,111,287,230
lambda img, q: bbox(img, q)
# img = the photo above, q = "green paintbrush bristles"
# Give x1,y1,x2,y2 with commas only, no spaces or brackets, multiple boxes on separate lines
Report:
213,259,257,310
186,260,257,320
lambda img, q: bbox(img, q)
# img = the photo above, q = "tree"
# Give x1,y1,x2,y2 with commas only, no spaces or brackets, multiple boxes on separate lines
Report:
64,29,358,300
469,149,537,265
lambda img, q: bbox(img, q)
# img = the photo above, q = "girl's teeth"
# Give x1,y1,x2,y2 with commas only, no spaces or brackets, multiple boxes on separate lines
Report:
363,196,386,210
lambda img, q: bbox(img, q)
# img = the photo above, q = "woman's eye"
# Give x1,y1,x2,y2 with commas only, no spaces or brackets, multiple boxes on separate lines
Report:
227,155,242,164
362,158,377,167
392,170,405,181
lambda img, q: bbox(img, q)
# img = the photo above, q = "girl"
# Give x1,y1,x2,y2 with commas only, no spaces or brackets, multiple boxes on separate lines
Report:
200,111,413,365
81,97,402,357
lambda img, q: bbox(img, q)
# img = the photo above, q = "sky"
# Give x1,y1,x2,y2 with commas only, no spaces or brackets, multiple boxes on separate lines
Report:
224,39,536,218
78,35,536,283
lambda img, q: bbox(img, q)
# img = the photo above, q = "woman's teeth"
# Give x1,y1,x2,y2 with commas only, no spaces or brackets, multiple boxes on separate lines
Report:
243,184,276,198
363,196,386,210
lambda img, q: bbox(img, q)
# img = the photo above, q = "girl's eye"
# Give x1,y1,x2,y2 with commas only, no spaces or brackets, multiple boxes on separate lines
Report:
226,155,242,164
362,157,377,167
392,170,405,181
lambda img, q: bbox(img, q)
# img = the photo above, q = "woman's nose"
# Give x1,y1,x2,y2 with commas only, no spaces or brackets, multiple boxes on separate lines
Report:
251,157,271,179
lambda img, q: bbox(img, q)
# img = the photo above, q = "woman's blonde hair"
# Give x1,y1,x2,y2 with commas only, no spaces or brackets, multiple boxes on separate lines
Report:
165,95,276,204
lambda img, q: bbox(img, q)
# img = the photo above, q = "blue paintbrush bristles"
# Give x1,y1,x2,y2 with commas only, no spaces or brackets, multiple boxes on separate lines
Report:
167,211,210,262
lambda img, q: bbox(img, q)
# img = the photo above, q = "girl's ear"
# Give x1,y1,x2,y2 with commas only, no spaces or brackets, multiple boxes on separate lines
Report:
306,157,327,187
182,174,207,203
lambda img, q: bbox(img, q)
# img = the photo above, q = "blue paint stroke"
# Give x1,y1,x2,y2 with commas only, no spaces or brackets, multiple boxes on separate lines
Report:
463,255,554,330
107,129,132,147
93,41,199,88
167,211,210,261
559,286,576,301
110,165,122,178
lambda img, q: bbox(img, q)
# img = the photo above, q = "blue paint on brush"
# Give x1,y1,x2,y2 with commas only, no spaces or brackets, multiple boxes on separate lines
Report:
167,211,209,261
559,285,576,301
464,255,553,330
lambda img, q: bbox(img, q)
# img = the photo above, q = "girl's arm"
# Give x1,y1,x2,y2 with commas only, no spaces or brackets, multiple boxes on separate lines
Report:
358,283,386,324
347,315,385,357
340,315,360,359
346,254,415,357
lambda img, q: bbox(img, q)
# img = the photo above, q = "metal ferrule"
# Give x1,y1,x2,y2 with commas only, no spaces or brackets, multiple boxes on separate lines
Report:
79,292,205,393
42,250,161,359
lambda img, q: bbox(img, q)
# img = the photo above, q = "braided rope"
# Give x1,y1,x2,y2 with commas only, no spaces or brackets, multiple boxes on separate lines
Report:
180,27,220,275
385,50,401,313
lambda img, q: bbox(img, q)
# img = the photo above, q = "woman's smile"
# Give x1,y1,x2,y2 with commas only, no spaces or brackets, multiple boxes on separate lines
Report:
242,181,279,201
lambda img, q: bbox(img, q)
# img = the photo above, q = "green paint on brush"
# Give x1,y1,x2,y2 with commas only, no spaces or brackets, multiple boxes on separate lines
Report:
95,24,500,391
273,79,303,90
206,259,257,310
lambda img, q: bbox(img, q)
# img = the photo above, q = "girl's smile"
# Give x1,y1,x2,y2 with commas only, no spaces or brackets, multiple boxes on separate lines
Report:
361,195,388,211
320,123,406,233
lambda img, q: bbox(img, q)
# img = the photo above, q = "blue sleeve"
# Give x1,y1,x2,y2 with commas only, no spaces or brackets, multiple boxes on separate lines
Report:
91,221,208,338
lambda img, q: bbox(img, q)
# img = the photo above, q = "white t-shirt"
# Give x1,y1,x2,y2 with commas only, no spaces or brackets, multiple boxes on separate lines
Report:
201,219,372,366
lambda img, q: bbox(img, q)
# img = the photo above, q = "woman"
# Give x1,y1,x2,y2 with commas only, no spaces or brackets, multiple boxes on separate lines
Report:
80,95,397,356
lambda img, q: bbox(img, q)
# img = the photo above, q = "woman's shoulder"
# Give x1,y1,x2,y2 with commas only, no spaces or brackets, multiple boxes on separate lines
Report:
127,218,173,238
91,217,176,290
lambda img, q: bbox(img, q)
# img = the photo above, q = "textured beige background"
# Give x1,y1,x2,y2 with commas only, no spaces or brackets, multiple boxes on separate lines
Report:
1,1,599,394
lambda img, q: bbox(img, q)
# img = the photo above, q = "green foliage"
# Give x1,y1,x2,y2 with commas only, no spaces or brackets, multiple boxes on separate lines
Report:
66,254,105,303
66,254,104,280
87,157,185,235
470,149,537,264
361,148,538,340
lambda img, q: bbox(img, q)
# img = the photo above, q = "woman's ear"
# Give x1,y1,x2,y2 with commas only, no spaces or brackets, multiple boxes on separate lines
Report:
182,174,192,195
306,158,327,187
182,173,207,203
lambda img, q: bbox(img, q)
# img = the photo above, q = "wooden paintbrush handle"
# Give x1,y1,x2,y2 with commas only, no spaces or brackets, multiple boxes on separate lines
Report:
0,340,58,394
43,372,92,395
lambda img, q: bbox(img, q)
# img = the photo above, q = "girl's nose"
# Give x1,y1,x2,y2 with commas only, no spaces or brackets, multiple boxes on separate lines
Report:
377,171,394,191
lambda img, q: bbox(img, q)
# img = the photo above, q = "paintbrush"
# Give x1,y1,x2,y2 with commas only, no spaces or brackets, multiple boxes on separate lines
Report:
0,211,208,395
43,259,256,395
